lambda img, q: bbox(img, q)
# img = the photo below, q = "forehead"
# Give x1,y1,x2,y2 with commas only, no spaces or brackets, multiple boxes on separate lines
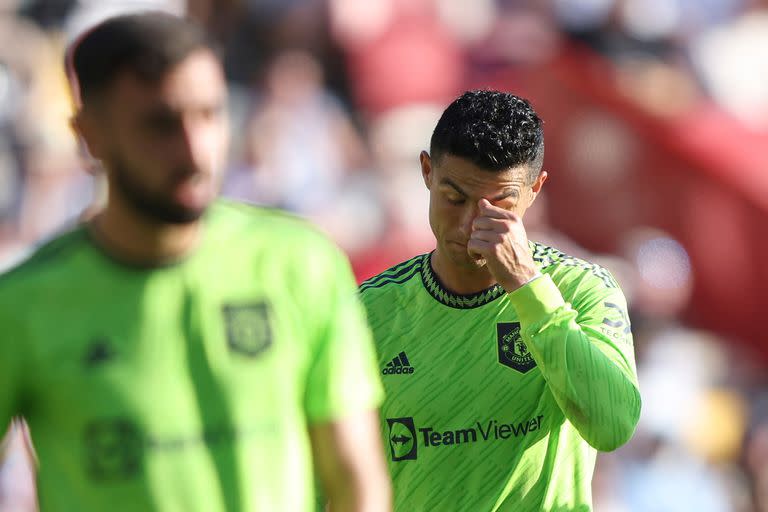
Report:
105,49,226,112
433,154,529,194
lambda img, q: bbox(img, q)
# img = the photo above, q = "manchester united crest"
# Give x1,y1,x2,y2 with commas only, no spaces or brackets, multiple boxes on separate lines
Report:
497,322,537,373
222,302,273,358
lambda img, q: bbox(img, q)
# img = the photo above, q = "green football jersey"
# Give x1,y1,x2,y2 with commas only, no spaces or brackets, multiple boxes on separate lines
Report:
0,201,383,511
360,243,641,512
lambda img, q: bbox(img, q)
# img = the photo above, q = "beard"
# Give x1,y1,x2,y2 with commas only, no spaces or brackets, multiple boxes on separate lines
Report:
108,153,209,225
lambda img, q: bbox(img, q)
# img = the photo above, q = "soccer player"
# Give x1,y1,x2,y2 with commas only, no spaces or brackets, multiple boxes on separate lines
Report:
361,90,641,511
0,13,390,512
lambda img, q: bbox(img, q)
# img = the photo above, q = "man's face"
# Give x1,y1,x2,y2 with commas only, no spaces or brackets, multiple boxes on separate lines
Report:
421,152,546,269
80,48,229,224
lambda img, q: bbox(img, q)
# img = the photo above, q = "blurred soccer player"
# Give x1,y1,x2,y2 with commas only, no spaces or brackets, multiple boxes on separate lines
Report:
0,12,390,512
361,90,641,511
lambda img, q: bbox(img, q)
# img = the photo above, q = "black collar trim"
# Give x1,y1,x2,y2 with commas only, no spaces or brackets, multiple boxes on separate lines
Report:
420,253,505,309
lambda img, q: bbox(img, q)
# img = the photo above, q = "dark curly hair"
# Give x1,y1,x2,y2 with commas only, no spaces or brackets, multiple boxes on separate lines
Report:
68,12,211,109
430,90,545,184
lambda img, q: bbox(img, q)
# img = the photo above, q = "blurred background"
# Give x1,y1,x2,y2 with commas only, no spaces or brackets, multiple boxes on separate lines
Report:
0,0,766,510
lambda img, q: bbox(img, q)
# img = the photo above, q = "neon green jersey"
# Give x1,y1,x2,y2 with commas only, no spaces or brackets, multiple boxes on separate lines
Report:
0,201,383,512
360,243,641,512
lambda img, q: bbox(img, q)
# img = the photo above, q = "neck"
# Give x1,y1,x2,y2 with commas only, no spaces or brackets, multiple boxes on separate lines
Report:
431,248,497,295
90,196,202,266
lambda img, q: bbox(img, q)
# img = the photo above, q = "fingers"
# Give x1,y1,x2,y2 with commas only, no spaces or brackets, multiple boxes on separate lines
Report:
473,198,519,232
470,229,506,244
467,238,490,259
472,216,507,232
16,420,37,467
477,199,519,220
470,198,527,257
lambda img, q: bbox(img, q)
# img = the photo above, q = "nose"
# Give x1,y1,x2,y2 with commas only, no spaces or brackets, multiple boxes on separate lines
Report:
178,115,217,171
458,203,479,239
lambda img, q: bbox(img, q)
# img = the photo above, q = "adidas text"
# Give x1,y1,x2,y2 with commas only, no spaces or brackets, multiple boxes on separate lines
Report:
382,366,415,375
382,351,415,375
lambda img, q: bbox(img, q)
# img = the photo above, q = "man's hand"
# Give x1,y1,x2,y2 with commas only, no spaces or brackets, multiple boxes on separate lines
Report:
467,198,538,292
0,419,38,512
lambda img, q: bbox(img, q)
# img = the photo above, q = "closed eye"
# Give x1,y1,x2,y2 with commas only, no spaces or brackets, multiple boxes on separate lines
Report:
144,110,181,135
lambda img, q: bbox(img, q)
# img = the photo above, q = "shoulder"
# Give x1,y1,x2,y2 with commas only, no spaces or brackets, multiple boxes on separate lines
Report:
359,254,426,297
208,200,340,254
358,254,428,328
208,200,318,235
531,241,621,292
0,226,89,300
207,201,357,293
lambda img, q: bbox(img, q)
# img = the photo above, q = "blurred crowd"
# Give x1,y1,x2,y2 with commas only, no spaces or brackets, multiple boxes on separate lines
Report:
0,0,766,510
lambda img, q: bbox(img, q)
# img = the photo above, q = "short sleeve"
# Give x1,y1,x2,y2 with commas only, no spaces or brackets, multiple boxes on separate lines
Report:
303,242,384,423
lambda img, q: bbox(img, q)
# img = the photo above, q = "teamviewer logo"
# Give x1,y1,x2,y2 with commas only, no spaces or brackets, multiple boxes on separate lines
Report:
386,417,417,461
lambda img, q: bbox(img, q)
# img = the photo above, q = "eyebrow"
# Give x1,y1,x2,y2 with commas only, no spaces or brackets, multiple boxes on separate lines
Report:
439,177,519,202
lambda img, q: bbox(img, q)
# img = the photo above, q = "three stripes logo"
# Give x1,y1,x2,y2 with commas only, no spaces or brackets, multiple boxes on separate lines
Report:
382,351,415,375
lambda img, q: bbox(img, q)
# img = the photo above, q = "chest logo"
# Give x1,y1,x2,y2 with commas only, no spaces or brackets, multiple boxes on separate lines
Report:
222,302,273,358
386,417,418,461
382,351,415,375
497,322,536,373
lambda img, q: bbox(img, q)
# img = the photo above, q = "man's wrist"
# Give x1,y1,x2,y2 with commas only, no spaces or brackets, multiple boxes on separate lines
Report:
500,270,542,293
507,274,566,326
523,272,543,286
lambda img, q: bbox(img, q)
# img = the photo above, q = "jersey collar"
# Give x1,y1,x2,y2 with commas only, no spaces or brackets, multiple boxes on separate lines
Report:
419,252,506,309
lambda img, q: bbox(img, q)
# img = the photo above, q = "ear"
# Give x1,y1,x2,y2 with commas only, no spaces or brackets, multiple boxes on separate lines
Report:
530,170,548,201
70,109,106,162
420,150,433,190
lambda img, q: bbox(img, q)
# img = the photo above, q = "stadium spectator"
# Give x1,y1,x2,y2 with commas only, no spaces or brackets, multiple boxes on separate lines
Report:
222,49,374,252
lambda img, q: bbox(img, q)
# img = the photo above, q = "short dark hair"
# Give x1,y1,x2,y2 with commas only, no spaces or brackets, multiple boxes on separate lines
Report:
68,12,211,108
430,90,545,183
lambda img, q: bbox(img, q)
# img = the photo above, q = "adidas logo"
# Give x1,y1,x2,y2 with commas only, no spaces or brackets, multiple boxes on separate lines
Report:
382,351,415,375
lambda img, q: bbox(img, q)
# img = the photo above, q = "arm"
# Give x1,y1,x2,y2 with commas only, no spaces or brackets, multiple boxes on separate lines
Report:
507,274,641,451
469,199,640,451
300,233,390,510
310,411,392,512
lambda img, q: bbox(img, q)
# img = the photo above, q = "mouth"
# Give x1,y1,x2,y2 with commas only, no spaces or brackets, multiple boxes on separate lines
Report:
447,241,487,265
171,173,212,208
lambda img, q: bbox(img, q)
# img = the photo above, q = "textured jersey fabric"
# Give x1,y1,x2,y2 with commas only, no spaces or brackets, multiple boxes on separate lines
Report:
361,243,641,511
0,200,383,511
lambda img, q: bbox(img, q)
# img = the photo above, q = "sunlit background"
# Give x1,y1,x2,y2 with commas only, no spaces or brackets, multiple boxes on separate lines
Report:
0,0,766,510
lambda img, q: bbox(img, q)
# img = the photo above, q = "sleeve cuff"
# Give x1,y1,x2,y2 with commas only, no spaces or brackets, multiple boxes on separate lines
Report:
507,274,566,326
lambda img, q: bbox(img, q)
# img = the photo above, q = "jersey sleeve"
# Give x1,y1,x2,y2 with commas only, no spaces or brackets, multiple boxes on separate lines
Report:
507,273,641,451
302,241,384,424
